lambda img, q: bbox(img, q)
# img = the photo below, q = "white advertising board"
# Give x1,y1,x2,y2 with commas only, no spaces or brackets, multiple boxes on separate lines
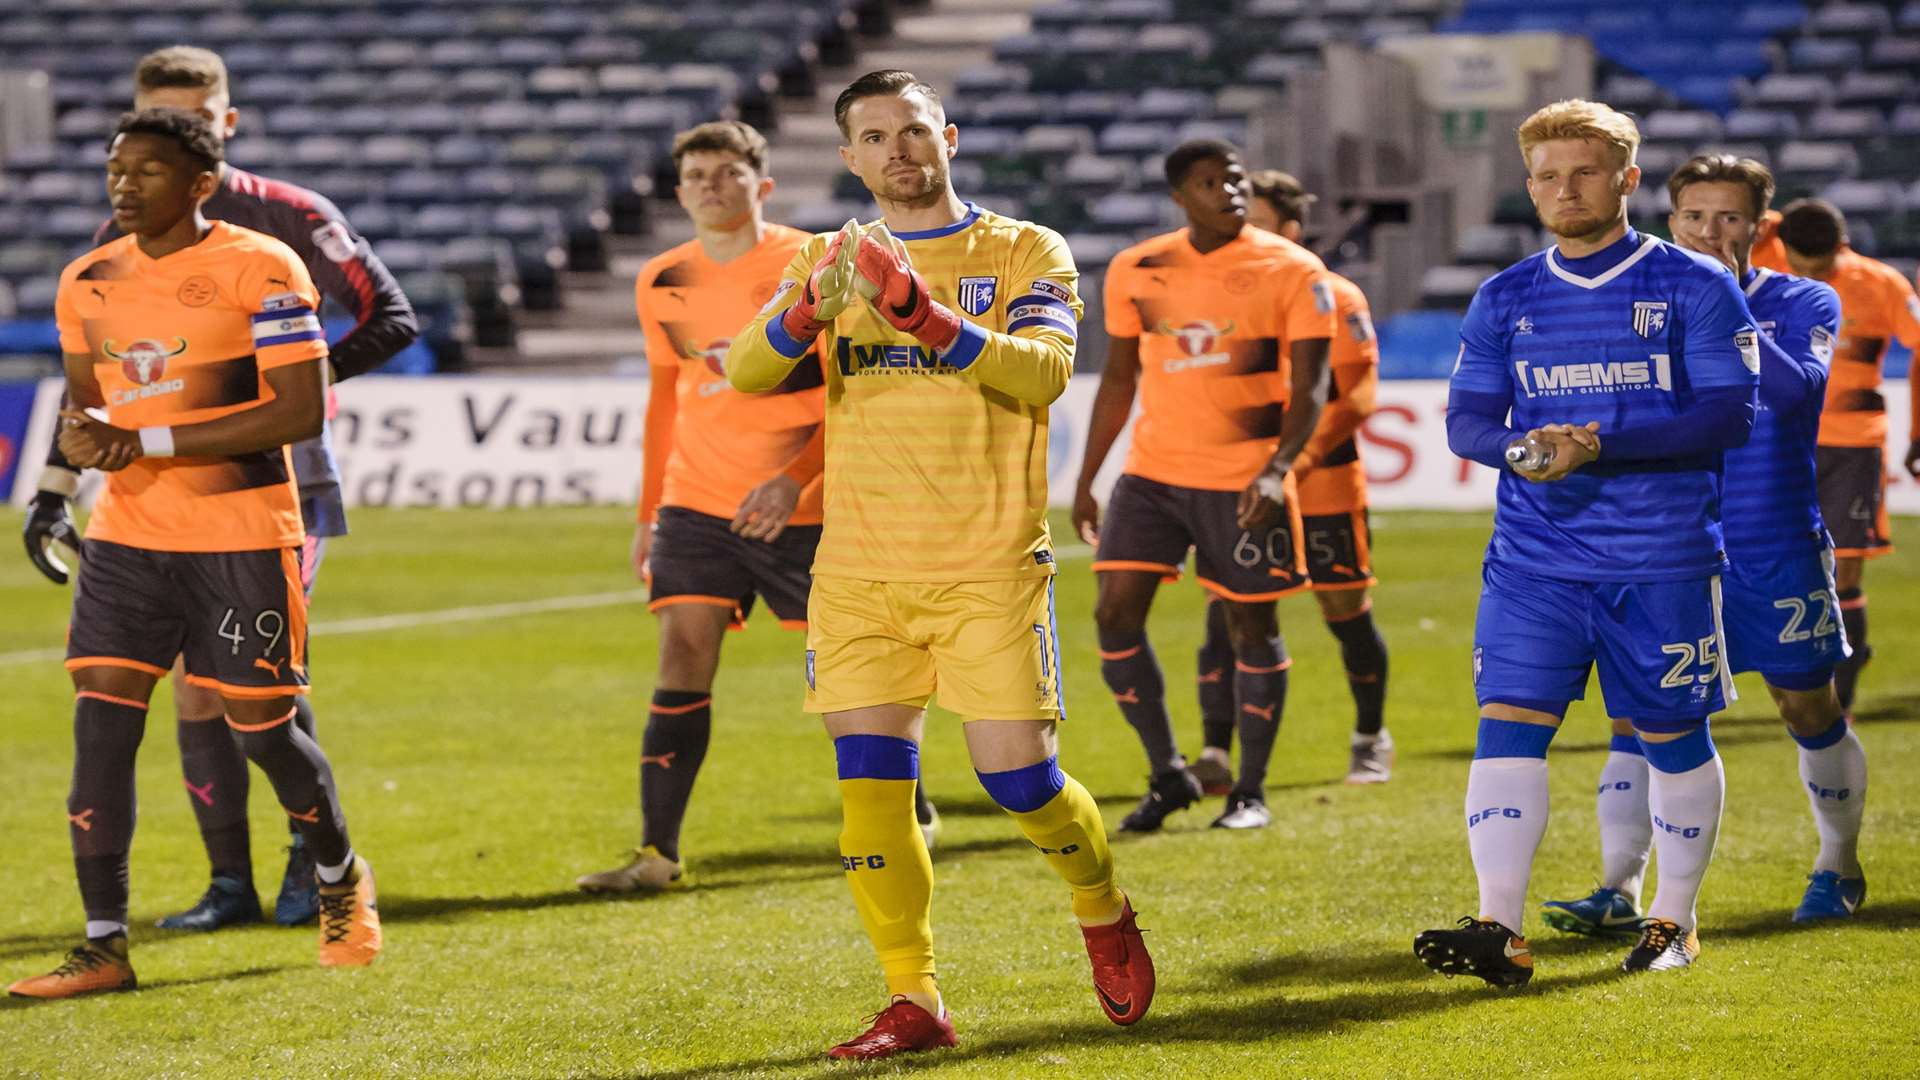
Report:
12,376,1918,515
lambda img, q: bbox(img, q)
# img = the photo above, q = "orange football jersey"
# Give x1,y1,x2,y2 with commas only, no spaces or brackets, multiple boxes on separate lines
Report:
1104,227,1336,490
1811,248,1920,448
1295,271,1379,516
635,225,825,524
55,221,327,552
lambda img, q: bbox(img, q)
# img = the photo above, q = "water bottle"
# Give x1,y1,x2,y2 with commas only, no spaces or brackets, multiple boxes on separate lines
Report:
1504,436,1553,474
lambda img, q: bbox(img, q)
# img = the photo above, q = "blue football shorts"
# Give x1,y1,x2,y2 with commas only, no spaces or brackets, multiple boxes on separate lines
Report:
1472,562,1731,730
1722,546,1849,686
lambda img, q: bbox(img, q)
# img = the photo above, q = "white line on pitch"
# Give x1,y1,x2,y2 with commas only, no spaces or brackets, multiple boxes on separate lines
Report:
0,544,1096,667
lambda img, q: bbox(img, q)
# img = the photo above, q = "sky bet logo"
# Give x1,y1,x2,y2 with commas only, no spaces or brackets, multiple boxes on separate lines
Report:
1468,806,1523,827
836,338,958,377
1513,354,1672,397
1653,814,1701,839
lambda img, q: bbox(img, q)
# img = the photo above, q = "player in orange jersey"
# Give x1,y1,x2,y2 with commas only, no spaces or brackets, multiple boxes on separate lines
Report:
1198,170,1396,784
1073,140,1335,833
8,110,379,1002
1775,199,1920,719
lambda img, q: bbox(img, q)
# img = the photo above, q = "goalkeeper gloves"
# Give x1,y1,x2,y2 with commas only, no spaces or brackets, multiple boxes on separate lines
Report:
850,225,963,352
23,465,79,585
779,218,874,342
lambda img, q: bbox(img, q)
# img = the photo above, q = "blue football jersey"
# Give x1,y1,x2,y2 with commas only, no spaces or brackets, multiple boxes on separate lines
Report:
1452,230,1761,582
1723,268,1842,560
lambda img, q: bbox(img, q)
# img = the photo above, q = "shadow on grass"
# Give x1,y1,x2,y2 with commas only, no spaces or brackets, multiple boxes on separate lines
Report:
1854,693,1920,725
609,966,1625,1079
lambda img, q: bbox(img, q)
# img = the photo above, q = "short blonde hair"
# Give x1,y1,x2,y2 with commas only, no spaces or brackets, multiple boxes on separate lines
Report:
1516,99,1639,168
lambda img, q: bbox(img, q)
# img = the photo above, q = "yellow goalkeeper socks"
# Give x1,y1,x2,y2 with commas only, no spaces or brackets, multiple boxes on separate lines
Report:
981,757,1125,926
835,736,938,1008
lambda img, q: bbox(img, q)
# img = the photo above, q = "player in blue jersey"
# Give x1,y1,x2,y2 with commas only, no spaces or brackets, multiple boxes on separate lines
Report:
1542,155,1864,933
1411,101,1761,986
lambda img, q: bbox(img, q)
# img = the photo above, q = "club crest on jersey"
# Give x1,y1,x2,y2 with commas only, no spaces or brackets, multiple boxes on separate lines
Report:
1632,301,1668,338
957,276,997,316
104,338,188,386
1156,319,1236,358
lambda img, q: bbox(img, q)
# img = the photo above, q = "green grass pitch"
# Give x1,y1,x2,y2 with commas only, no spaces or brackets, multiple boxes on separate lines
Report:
1,507,1915,1078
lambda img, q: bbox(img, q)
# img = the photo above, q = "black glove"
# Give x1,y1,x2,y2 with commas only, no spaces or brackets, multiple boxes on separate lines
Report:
24,468,80,585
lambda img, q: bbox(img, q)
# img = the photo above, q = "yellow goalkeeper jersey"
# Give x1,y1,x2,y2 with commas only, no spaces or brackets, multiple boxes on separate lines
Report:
727,203,1081,582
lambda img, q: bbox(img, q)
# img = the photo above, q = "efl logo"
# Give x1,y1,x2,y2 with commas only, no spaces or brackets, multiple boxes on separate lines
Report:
957,276,997,316
1468,806,1522,827
1512,355,1672,397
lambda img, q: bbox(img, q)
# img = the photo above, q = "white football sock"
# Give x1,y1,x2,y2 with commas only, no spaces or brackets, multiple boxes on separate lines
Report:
1799,728,1867,877
1644,755,1724,930
1595,750,1652,904
1465,757,1549,934
85,920,127,941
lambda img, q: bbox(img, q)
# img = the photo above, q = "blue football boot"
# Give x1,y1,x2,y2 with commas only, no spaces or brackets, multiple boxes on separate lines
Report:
275,833,321,926
1793,871,1866,923
1540,887,1644,939
155,874,263,931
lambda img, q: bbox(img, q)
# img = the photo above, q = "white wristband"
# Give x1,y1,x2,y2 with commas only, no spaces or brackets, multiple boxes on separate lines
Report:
137,427,175,458
1255,473,1288,501
38,465,79,497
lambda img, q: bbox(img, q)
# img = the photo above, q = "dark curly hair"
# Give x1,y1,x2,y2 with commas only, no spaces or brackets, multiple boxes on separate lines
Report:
112,107,223,174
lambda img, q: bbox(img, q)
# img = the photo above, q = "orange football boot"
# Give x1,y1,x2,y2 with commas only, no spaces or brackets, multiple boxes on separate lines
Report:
8,936,136,999
317,856,383,967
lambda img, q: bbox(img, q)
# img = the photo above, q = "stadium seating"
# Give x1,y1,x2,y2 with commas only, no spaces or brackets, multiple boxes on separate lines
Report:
0,0,866,362
1403,0,1920,365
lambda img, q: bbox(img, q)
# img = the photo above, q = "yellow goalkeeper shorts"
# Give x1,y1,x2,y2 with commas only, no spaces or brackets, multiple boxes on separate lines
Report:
804,575,1066,721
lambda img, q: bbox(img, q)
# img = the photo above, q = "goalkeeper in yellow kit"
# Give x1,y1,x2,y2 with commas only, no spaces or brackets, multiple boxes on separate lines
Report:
726,69,1153,1059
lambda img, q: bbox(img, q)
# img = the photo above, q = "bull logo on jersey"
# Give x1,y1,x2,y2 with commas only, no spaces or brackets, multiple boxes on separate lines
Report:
1156,319,1236,357
957,276,997,316
104,338,189,385
1632,301,1668,338
683,338,732,378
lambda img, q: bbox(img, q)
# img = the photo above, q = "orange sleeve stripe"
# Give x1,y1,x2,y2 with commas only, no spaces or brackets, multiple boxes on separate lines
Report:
65,656,170,677
1233,657,1294,674
1098,645,1142,661
778,619,809,632
1312,578,1376,594
226,706,298,732
1838,594,1869,610
1832,547,1893,560
75,690,151,711
650,696,713,715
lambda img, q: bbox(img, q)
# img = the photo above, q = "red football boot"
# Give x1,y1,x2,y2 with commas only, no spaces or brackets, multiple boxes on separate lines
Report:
826,996,957,1061
1081,899,1155,1025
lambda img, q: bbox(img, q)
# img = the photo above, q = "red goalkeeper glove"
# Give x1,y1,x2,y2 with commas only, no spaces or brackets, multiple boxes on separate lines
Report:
850,225,963,351
779,219,871,343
